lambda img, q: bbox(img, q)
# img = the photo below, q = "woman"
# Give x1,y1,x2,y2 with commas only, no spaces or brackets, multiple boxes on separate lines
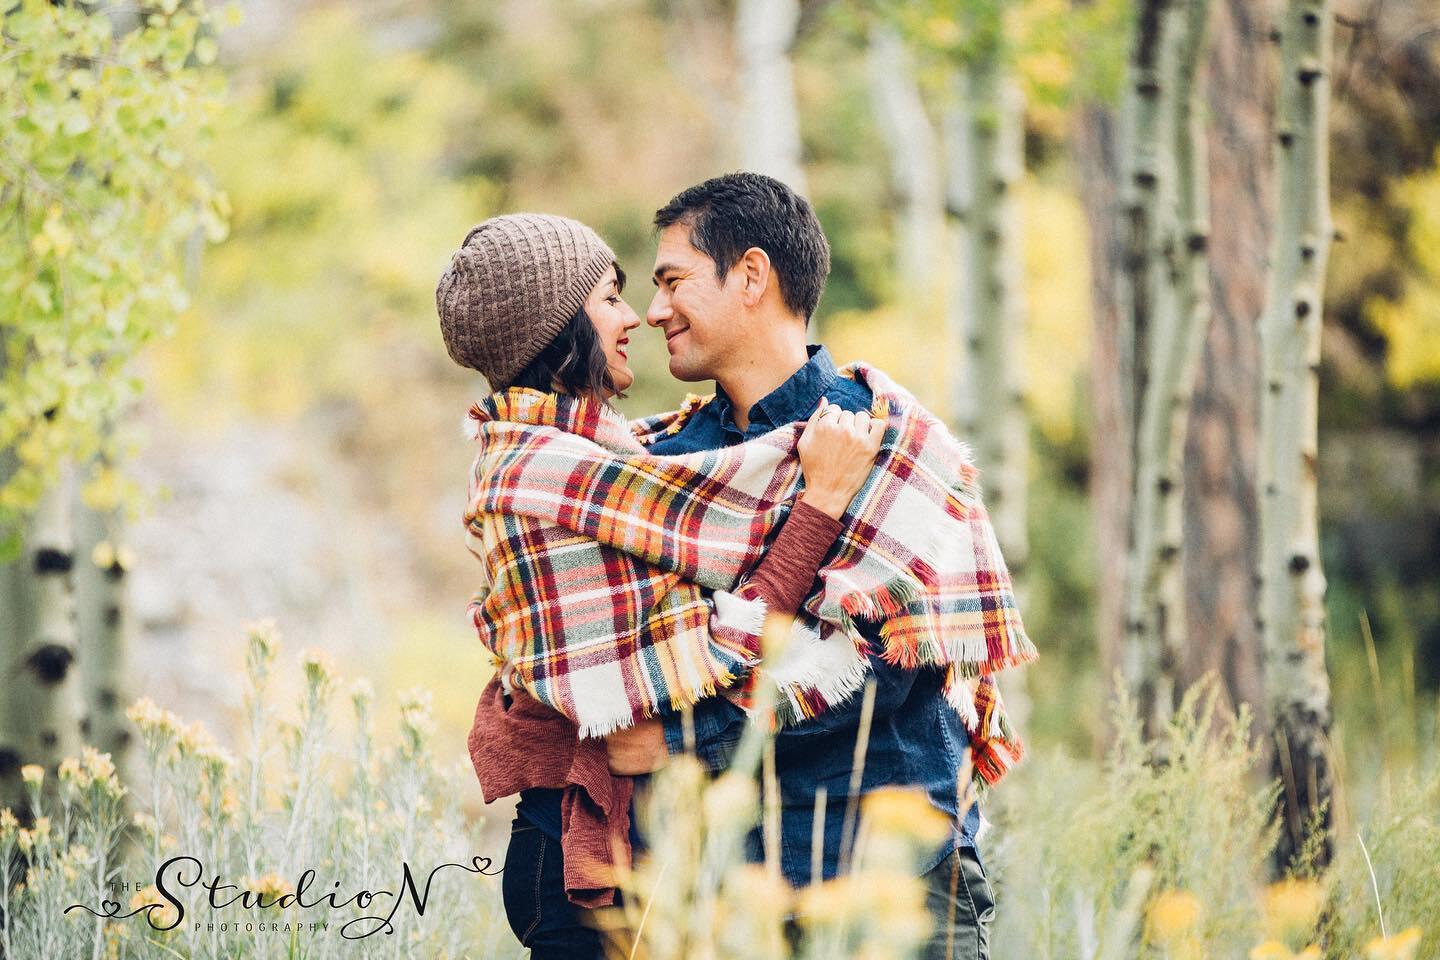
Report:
436,213,883,959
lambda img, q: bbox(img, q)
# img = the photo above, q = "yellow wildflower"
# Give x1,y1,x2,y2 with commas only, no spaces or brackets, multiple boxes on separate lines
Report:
399,687,434,723
90,539,116,570
300,647,336,688
58,756,85,787
20,764,44,787
1147,889,1202,943
350,678,375,709
798,868,928,939
723,863,792,916
759,613,797,661
862,786,950,846
1263,878,1326,942
1366,928,1422,960
194,741,235,781
81,746,116,783
127,697,184,745
251,872,294,901
703,771,758,832
131,885,180,929
0,807,19,836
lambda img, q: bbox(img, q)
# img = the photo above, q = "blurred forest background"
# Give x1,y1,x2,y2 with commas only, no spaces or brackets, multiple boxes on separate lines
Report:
3,0,1440,952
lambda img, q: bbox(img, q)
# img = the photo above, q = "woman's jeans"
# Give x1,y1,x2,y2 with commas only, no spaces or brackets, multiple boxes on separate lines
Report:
501,818,608,960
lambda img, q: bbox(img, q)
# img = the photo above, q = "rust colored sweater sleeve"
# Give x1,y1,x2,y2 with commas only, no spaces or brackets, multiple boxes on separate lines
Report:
736,499,845,616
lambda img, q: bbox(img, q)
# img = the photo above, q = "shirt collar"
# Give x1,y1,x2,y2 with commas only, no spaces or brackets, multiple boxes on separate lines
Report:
712,344,838,434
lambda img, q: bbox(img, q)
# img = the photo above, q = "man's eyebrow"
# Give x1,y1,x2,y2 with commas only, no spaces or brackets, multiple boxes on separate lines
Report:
652,262,680,283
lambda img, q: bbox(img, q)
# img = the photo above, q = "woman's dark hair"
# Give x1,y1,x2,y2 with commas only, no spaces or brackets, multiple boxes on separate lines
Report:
507,265,627,399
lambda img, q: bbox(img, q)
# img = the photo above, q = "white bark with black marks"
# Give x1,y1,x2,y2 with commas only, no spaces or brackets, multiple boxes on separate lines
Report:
74,490,133,776
11,471,83,786
867,23,943,300
944,53,1028,573
1121,0,1213,736
943,38,1031,731
1259,0,1335,866
736,0,808,194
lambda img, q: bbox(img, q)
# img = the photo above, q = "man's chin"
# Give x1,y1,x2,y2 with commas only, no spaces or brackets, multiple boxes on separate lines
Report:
666,356,708,383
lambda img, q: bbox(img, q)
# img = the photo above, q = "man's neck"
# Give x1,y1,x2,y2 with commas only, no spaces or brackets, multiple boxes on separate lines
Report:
715,339,811,432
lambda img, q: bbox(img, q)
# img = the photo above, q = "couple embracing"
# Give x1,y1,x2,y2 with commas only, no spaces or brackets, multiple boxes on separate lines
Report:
436,172,1035,960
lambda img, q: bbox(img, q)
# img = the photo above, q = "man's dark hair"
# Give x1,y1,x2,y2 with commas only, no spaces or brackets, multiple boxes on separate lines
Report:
654,172,831,321
507,266,627,399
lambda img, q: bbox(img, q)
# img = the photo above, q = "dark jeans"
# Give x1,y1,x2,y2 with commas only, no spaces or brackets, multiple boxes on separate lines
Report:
501,820,607,960
920,845,996,960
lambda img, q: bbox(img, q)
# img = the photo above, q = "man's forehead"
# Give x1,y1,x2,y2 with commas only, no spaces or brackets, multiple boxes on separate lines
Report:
654,224,700,258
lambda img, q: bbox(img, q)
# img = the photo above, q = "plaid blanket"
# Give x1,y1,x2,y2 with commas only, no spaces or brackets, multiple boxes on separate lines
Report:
463,362,1037,784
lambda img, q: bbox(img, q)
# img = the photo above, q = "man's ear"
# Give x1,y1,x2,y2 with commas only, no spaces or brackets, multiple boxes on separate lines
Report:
736,246,771,307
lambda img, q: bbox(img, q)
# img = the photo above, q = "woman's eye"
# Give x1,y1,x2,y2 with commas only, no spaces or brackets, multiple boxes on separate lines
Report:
607,295,621,305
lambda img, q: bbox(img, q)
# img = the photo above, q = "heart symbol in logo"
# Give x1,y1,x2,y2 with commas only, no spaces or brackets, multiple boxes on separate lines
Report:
100,900,121,916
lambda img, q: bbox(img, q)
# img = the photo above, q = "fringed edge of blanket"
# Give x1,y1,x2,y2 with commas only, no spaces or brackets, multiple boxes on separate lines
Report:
944,670,1026,789
565,590,768,739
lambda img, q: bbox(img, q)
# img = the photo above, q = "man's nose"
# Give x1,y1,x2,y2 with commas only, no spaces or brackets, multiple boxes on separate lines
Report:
646,290,670,327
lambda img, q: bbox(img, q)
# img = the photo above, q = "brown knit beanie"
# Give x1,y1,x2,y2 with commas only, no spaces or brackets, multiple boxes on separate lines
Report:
436,213,617,390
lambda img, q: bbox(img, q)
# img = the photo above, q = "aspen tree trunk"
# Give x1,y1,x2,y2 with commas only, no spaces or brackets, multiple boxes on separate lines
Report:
0,498,23,813
10,471,84,791
1078,0,1271,733
866,24,943,299
1119,0,1180,734
74,489,133,774
945,45,1032,730
735,0,808,194
1154,0,1212,733
1259,0,1335,868
945,55,1028,573
1122,0,1213,737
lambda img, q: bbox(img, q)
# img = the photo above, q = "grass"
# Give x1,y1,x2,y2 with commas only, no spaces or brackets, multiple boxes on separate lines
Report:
1,626,1436,958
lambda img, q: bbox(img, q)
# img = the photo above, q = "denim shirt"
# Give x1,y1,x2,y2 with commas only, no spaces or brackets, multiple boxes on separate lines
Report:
646,345,980,884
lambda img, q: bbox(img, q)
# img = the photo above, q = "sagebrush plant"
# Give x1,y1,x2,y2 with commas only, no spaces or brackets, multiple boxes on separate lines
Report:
987,675,1435,960
1,621,510,959
1321,765,1439,960
990,678,1280,957
4,632,1435,959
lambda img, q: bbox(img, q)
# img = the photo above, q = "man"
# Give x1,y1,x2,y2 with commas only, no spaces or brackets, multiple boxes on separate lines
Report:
606,172,998,959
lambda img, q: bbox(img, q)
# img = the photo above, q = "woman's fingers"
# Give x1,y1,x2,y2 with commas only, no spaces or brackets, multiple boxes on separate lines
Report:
866,414,886,449
805,397,827,426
